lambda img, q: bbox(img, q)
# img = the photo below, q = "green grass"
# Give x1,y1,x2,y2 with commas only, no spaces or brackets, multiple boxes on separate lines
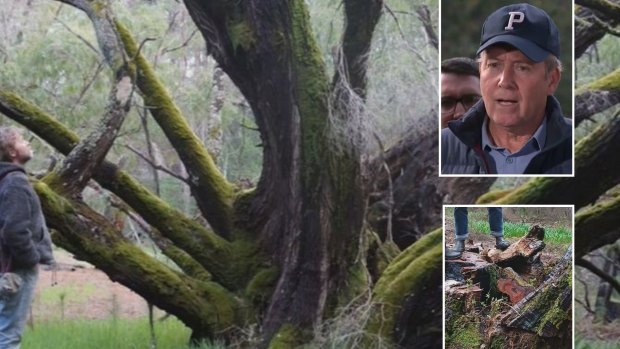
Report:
23,317,226,349
470,220,571,244
575,335,619,349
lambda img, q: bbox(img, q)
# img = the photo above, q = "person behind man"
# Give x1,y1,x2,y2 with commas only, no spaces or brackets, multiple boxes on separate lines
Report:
441,3,572,174
0,127,54,348
446,207,509,259
441,57,481,128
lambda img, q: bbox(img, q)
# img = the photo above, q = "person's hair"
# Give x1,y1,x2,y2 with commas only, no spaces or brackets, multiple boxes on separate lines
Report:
0,127,22,162
441,57,480,78
544,54,563,76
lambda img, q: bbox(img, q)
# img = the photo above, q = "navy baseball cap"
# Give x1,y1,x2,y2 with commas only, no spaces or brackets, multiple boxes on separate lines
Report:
476,3,560,62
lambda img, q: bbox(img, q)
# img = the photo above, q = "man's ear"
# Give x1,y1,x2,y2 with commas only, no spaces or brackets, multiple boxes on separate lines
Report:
546,67,561,95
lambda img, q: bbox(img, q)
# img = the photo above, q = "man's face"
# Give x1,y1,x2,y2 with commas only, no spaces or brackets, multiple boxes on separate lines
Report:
9,133,33,165
480,46,560,133
441,73,481,128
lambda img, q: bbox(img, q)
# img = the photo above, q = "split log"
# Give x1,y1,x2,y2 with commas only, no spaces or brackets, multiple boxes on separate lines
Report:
487,225,546,272
487,246,572,348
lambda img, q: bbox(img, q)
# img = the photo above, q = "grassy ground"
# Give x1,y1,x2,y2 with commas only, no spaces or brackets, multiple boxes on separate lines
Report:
444,206,573,252
23,317,225,349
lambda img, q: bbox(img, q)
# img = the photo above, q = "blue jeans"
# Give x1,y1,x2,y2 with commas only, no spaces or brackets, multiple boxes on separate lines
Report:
0,267,38,349
454,207,503,241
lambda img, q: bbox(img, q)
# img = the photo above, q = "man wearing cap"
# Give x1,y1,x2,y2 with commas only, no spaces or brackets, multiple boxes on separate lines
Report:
441,3,572,174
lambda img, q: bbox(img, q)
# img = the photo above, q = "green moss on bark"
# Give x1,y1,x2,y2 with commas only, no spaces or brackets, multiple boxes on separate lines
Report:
368,229,442,341
268,324,306,349
228,19,256,52
289,0,330,189
116,21,234,238
476,189,514,204
35,181,240,335
577,67,620,93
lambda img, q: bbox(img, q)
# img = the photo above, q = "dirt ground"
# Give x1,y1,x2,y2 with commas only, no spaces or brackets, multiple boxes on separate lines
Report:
31,249,152,322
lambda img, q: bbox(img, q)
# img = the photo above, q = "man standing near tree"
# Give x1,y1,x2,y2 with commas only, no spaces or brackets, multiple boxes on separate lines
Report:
0,126,54,348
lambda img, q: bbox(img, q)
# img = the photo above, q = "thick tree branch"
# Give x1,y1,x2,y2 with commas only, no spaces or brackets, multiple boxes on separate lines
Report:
55,0,126,70
368,228,442,347
35,181,237,336
58,0,235,239
116,22,235,239
0,90,237,289
335,0,383,99
575,195,620,258
46,66,133,195
576,0,620,20
575,68,620,125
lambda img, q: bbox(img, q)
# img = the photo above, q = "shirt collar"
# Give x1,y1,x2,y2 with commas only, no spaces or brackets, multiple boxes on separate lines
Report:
482,115,547,152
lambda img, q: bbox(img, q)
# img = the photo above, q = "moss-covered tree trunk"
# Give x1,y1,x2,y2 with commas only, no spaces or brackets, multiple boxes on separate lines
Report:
0,0,450,347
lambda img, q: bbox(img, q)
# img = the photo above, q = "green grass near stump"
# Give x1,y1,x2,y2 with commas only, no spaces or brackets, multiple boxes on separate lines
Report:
470,220,571,244
23,317,226,349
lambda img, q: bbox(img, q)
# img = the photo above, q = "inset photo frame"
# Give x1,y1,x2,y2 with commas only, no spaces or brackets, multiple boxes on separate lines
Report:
439,1,574,176
443,205,574,348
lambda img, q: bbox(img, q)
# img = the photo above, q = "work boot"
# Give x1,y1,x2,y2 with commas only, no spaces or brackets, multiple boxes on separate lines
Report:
446,240,465,260
495,236,510,250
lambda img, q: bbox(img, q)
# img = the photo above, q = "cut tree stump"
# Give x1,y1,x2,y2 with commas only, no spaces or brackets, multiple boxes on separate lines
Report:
445,226,572,349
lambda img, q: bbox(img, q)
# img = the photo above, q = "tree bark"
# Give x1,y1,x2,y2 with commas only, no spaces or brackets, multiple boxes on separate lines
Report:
0,1,449,346
575,69,620,125
575,0,620,59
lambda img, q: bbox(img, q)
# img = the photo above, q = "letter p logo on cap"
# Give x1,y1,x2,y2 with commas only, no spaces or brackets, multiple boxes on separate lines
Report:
505,11,524,30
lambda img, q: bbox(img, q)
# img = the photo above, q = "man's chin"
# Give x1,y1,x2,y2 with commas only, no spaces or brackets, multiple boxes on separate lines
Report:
18,154,32,165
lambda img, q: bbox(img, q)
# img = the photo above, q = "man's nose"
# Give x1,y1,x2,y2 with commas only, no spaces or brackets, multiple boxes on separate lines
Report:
454,101,467,118
498,66,515,88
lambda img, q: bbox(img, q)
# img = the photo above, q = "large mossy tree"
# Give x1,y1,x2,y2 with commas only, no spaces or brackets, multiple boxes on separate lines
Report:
3,0,620,348
1,0,442,347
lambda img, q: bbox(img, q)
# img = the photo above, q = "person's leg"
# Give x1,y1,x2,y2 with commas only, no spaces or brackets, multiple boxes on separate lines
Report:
488,207,503,237
487,207,510,250
454,207,469,241
0,267,39,349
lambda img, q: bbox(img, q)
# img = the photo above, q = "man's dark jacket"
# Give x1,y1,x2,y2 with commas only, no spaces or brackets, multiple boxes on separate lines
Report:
441,96,572,174
0,162,54,270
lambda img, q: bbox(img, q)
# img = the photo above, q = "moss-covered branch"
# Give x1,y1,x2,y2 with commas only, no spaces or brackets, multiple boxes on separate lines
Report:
35,180,239,337
368,229,442,345
48,67,134,195
55,0,127,70
116,21,235,239
0,90,240,288
576,0,620,20
574,195,620,258
575,68,620,125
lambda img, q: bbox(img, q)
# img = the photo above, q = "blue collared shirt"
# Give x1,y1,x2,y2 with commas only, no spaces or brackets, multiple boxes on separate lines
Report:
481,116,547,174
